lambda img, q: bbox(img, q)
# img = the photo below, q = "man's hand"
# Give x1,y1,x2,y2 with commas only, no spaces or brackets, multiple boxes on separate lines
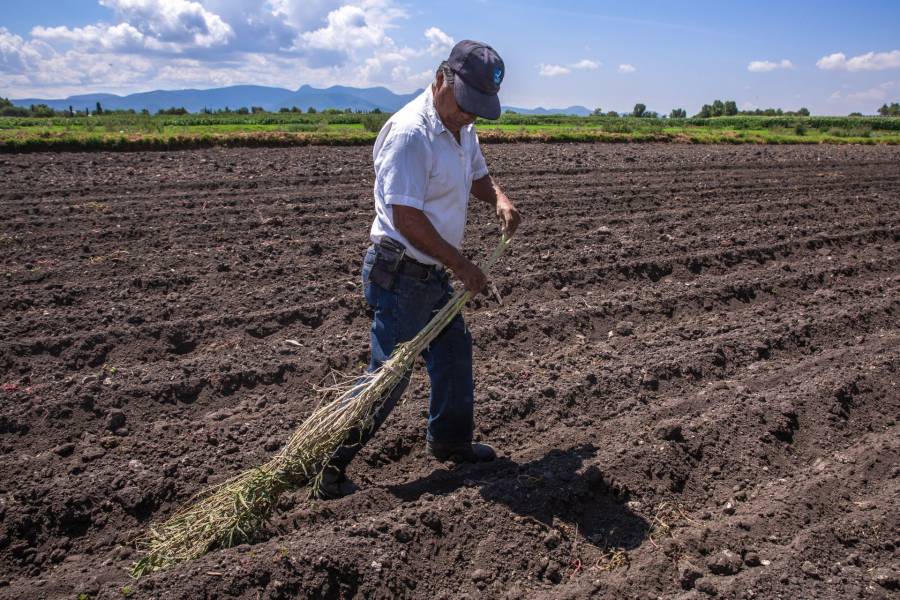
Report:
393,205,487,295
452,255,488,294
496,197,521,237
471,175,522,238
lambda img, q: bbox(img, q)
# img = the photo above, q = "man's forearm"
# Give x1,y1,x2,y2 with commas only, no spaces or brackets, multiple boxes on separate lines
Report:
391,205,465,270
471,174,503,207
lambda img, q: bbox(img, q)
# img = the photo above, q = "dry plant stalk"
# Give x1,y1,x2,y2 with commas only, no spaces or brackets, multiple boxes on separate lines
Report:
647,500,697,547
132,235,511,577
595,548,629,572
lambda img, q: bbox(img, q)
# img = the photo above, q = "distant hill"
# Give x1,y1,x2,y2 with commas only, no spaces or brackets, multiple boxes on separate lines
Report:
12,84,590,116
501,105,592,116
12,85,423,114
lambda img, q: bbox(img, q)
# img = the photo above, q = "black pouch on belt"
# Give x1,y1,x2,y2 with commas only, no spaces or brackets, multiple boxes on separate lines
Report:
370,236,406,290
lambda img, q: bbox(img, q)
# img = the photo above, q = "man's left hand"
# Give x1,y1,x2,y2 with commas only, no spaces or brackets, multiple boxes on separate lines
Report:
497,198,521,237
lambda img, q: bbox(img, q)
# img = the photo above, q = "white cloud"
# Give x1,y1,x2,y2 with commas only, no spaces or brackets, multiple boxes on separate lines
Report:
618,63,635,73
0,28,53,73
817,52,846,71
571,59,600,70
264,0,341,31
31,0,234,53
390,64,431,86
539,63,570,77
0,1,459,97
829,81,897,102
301,5,384,51
424,27,453,57
32,23,149,52
747,59,793,72
538,58,599,77
1,45,157,97
358,48,415,82
99,0,233,47
817,50,900,71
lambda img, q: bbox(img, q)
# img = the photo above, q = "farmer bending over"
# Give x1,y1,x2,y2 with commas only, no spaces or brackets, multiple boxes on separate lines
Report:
321,40,521,497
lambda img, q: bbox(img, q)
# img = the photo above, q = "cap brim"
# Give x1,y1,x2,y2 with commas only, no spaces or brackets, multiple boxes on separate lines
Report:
453,76,501,120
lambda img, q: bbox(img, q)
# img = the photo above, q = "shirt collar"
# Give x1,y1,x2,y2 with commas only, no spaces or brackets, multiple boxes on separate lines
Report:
423,86,446,135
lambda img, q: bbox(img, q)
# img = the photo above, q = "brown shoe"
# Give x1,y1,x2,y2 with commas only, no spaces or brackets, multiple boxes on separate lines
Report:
426,440,496,463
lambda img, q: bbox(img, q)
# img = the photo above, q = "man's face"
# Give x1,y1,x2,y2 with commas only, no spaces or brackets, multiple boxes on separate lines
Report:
433,70,476,133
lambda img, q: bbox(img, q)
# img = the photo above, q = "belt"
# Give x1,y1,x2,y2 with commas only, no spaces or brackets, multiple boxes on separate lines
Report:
397,256,443,280
373,242,444,280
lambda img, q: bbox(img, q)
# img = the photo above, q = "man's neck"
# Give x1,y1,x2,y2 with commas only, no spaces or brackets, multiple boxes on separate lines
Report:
430,86,462,141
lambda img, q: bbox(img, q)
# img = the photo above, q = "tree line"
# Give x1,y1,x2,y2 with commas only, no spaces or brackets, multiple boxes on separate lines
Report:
585,100,812,118
0,97,385,118
2,95,899,119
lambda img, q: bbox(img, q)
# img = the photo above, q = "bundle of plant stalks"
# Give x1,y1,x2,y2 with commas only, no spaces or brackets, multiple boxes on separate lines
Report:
132,234,511,577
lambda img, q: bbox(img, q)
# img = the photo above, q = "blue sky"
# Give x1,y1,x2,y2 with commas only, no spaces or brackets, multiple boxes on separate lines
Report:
1,0,898,114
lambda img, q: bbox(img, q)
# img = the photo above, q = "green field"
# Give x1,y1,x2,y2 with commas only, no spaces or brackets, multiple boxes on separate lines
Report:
2,111,899,151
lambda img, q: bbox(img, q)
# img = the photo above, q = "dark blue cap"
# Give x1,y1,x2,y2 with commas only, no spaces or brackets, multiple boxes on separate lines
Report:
447,40,504,120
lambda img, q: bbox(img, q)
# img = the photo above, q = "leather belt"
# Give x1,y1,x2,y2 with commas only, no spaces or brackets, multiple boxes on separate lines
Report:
397,256,440,280
373,242,444,280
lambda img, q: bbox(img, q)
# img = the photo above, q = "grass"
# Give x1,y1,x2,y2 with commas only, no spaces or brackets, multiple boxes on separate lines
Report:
1,113,899,151
132,237,511,576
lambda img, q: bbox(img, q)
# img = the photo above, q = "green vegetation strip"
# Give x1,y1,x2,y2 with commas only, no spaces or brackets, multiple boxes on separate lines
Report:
2,114,899,151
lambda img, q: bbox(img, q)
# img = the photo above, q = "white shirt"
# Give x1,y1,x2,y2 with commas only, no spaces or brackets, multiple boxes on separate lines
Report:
369,87,489,266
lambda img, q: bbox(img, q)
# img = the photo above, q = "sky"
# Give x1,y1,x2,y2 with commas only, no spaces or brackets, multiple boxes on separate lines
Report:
1,0,898,115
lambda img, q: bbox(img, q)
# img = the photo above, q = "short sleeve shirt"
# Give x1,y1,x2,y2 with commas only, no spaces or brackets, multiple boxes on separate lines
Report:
369,87,489,266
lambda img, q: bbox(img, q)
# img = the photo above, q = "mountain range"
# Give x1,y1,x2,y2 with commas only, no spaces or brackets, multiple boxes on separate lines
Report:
11,84,590,116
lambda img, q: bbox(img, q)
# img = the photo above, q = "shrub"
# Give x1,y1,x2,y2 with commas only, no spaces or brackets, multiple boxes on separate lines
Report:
0,106,30,117
827,126,872,138
280,123,320,132
877,102,899,116
361,112,390,132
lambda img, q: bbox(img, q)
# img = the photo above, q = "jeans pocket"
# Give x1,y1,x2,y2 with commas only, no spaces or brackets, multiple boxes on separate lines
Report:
362,247,377,306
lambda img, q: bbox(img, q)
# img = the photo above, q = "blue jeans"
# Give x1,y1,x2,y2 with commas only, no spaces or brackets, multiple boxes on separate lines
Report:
329,246,475,471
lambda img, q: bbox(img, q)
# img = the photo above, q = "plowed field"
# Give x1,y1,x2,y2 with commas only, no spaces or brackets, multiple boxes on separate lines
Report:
1,144,898,599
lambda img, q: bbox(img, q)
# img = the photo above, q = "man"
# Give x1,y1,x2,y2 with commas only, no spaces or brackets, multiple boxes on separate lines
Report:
322,40,521,496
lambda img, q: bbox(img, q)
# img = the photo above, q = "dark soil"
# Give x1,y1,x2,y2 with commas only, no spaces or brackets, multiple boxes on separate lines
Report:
1,143,898,599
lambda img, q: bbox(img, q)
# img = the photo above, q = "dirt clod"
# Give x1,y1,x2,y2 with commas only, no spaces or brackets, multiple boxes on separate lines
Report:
52,443,75,457
419,509,442,533
695,577,719,596
679,560,704,589
744,551,761,567
707,549,743,576
543,529,561,549
801,560,821,579
872,567,899,590
105,409,126,432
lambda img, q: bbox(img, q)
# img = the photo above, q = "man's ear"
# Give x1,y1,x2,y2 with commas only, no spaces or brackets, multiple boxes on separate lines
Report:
435,70,444,89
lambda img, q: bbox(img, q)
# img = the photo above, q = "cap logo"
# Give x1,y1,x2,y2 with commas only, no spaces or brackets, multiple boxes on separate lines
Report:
493,67,504,86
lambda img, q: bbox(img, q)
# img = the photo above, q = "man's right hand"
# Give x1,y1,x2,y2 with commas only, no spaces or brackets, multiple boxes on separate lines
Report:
391,206,488,294
453,255,488,294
